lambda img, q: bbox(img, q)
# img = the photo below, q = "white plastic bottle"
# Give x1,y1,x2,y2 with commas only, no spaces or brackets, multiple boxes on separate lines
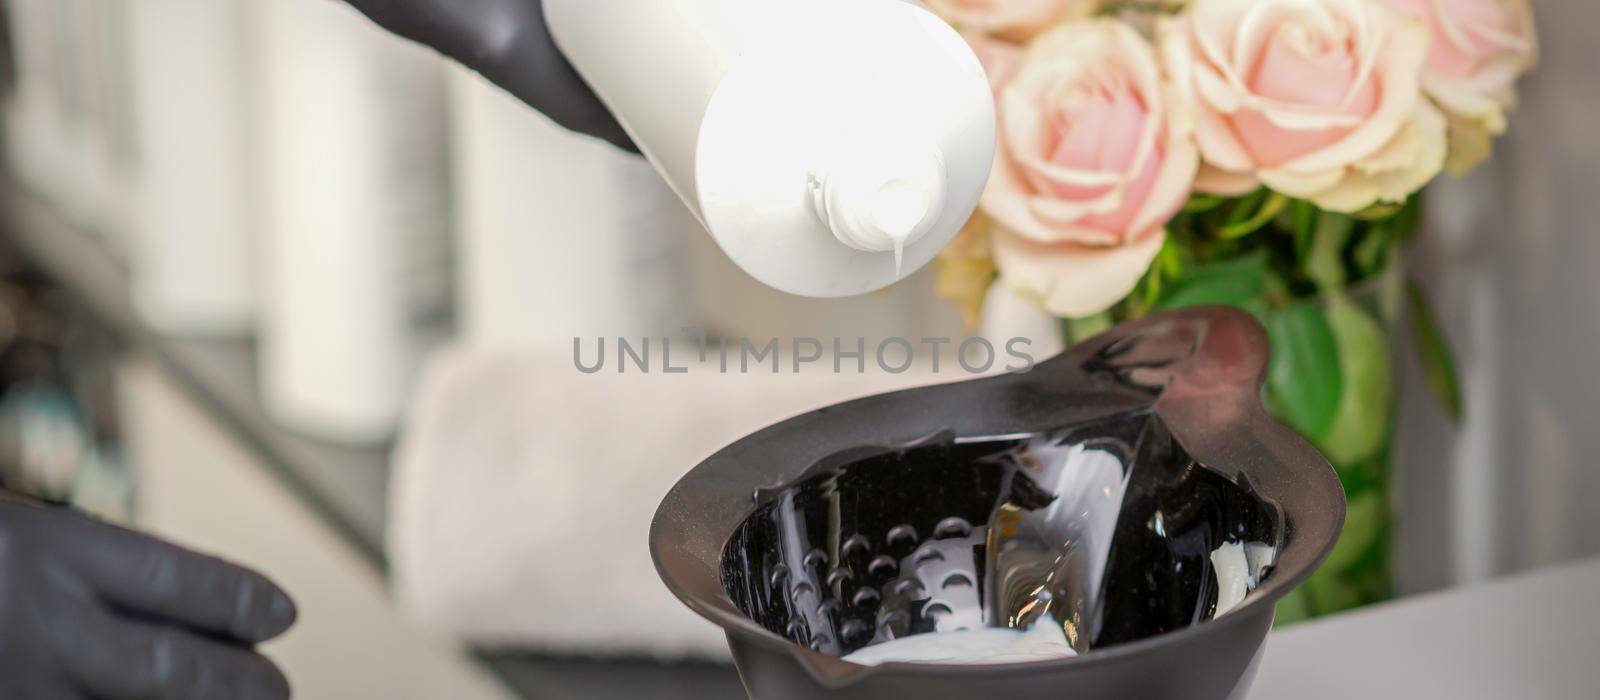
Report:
77,0,141,246
543,0,996,298
48,0,112,228
452,68,695,350
3,0,72,205
252,0,450,445
125,0,258,336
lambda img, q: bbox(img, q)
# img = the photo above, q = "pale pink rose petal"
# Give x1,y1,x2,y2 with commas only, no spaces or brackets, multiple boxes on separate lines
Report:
993,227,1167,319
1099,83,1154,172
1193,61,1250,114
1081,143,1163,237
976,17,1198,317
1230,110,1353,167
1193,163,1261,196
929,0,1102,43
1129,101,1202,236
1425,76,1506,132
1028,192,1127,230
1163,20,1257,172
1049,86,1147,177
1274,17,1427,176
1365,100,1448,201
966,33,1026,94
1247,18,1362,108
1257,162,1352,200
1379,0,1535,173
1390,0,1527,78
1272,99,1447,212
1191,0,1255,87
983,141,1123,245
1166,0,1444,210
984,19,1196,252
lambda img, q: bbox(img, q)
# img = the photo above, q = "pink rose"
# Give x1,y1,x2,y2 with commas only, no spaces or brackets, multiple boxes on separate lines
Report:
1381,0,1537,173
1161,0,1447,213
965,32,1026,93
977,21,1199,318
928,0,1102,43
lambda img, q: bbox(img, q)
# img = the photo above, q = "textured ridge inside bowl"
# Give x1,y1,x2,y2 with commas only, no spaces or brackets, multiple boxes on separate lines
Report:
720,408,1283,660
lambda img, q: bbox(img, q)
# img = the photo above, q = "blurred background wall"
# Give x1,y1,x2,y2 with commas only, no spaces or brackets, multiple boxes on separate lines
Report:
1398,0,1600,594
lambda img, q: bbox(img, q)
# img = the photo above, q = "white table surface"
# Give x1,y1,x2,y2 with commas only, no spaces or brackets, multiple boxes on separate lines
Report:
1250,557,1600,698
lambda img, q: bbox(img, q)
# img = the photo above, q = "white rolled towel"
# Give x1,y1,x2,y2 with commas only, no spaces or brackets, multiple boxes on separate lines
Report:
252,0,449,443
125,0,259,336
452,69,696,349
387,347,1027,659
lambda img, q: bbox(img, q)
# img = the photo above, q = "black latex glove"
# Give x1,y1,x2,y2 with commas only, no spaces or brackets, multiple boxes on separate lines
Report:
342,0,635,152
0,495,297,700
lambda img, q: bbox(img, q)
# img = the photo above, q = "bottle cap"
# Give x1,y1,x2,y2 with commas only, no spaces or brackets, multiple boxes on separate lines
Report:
688,2,996,298
809,139,948,274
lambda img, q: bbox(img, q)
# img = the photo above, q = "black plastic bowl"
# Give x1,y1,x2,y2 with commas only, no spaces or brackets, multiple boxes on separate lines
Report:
650,308,1344,699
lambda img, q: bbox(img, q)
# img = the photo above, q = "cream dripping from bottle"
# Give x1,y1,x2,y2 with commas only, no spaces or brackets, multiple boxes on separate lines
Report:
543,0,996,297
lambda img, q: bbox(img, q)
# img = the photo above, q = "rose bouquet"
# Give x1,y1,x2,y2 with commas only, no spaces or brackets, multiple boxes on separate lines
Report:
934,0,1538,620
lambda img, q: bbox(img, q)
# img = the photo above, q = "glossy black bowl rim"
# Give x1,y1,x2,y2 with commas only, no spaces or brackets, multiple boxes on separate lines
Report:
649,307,1345,685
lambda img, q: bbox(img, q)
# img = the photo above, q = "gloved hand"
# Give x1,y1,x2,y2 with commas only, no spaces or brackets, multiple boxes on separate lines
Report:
0,495,297,700
342,0,635,152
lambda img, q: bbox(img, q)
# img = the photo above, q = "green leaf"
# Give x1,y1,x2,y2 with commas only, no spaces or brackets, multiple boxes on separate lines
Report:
1290,199,1318,264
1223,189,1267,226
1293,489,1389,616
1263,269,1291,302
1158,277,1266,311
1406,281,1464,424
1158,239,1184,278
1219,192,1290,239
1353,224,1390,276
1274,587,1312,627
1317,296,1393,466
1183,194,1225,214
1065,311,1114,343
1307,210,1354,291
1320,490,1386,574
1265,302,1342,440
1392,194,1424,242
1137,265,1164,312
1354,202,1403,221
1376,247,1405,323
1303,569,1363,617
1155,251,1269,311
